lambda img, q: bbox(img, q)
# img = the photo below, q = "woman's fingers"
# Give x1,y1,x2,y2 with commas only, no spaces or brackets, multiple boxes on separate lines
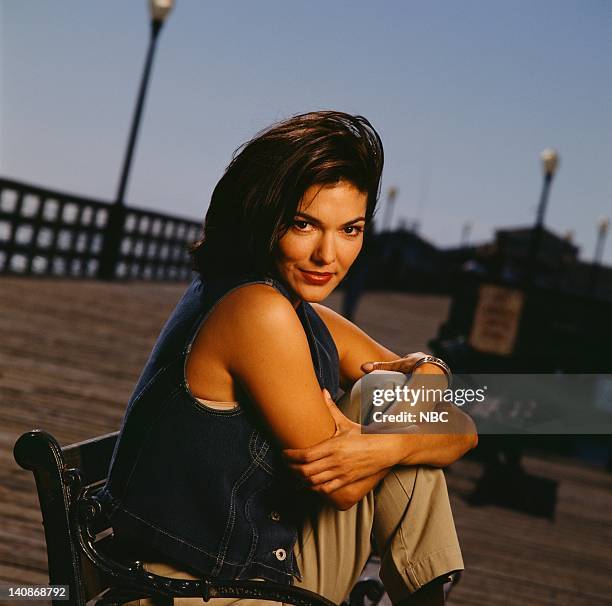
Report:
286,457,333,478
311,477,346,495
327,405,354,433
309,470,343,487
361,352,427,374
294,467,346,488
361,360,399,372
319,388,358,435
283,439,336,464
285,454,348,488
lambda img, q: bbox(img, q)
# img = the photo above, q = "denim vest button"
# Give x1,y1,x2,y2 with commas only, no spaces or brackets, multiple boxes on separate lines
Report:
274,548,287,561
270,511,281,522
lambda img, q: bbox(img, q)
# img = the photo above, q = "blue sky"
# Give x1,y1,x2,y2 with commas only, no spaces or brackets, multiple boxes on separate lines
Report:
2,0,611,263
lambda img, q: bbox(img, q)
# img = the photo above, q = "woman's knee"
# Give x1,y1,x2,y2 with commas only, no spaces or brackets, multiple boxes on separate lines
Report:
374,465,448,515
403,465,448,497
347,370,413,425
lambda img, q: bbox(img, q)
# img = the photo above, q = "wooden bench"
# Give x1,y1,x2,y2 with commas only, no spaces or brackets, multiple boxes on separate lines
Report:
13,429,340,606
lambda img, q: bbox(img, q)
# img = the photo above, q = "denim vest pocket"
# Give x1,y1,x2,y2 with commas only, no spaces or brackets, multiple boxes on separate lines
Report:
249,430,280,477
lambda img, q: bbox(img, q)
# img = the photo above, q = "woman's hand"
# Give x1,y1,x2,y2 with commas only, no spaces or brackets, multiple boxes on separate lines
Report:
362,352,448,391
361,351,428,374
282,390,403,496
362,354,478,466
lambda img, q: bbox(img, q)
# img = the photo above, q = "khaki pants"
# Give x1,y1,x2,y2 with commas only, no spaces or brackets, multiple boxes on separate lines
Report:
129,372,464,605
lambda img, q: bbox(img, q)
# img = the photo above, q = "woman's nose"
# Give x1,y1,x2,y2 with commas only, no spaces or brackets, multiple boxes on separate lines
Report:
312,232,336,266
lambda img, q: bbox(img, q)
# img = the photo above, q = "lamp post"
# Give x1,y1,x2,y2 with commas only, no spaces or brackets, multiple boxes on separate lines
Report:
98,0,175,280
589,216,609,295
525,148,559,287
382,186,398,232
461,221,473,247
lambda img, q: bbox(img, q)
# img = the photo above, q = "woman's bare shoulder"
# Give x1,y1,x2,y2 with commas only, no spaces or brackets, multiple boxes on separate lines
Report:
202,283,306,356
213,282,299,329
187,283,306,402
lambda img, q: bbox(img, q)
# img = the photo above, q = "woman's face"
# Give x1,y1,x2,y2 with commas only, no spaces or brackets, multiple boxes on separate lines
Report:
275,181,368,305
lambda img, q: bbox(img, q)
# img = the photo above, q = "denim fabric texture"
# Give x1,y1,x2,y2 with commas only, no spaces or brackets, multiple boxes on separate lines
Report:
99,273,340,584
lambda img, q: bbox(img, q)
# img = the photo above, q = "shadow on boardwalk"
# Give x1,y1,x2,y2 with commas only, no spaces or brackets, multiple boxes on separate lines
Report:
1,277,611,605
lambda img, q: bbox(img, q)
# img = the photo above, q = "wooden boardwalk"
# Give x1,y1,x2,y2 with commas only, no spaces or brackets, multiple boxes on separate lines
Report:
1,276,611,605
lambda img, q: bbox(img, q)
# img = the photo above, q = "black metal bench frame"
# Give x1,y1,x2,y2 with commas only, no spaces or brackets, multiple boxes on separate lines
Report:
13,429,337,606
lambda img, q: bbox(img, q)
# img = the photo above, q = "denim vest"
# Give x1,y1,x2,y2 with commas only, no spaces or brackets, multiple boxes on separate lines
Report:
99,274,339,584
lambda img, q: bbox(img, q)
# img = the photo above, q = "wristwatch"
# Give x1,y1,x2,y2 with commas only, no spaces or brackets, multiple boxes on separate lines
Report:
412,355,452,385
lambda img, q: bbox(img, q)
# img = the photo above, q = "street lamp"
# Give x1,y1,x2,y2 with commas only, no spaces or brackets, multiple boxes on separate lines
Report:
461,221,473,247
589,216,610,295
149,0,174,22
98,0,175,279
382,186,398,232
525,148,560,287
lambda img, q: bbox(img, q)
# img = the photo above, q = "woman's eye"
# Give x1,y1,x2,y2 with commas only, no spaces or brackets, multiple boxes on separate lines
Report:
344,226,364,236
293,220,313,231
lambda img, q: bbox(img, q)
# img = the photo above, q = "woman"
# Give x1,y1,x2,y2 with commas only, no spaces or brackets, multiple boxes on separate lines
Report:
100,111,477,606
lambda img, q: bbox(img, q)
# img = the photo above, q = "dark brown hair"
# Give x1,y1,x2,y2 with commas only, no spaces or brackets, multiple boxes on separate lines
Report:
190,111,384,279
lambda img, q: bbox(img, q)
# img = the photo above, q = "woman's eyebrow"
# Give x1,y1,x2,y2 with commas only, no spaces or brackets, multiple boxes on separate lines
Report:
295,212,366,227
341,216,367,227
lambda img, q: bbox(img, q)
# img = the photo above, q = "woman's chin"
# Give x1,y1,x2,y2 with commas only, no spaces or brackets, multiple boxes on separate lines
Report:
297,282,337,303
304,284,337,303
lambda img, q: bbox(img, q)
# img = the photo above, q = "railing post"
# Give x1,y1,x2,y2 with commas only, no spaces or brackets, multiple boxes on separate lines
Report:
97,205,126,280
3,188,25,274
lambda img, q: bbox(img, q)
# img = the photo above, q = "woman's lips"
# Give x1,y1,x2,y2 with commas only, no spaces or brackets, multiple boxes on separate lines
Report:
299,269,334,285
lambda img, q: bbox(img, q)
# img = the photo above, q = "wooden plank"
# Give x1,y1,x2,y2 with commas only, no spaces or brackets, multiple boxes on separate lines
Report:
0,562,48,586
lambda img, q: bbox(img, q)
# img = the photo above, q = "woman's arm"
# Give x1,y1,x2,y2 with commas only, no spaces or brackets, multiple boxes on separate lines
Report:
311,303,400,389
284,388,477,504
186,284,358,509
310,303,478,456
281,304,478,505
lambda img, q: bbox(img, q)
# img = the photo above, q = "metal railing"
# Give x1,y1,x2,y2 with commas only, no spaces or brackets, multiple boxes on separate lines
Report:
0,178,201,280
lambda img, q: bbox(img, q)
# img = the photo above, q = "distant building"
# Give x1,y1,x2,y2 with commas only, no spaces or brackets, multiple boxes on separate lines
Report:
566,261,612,299
495,226,579,287
367,228,443,291
363,225,612,299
